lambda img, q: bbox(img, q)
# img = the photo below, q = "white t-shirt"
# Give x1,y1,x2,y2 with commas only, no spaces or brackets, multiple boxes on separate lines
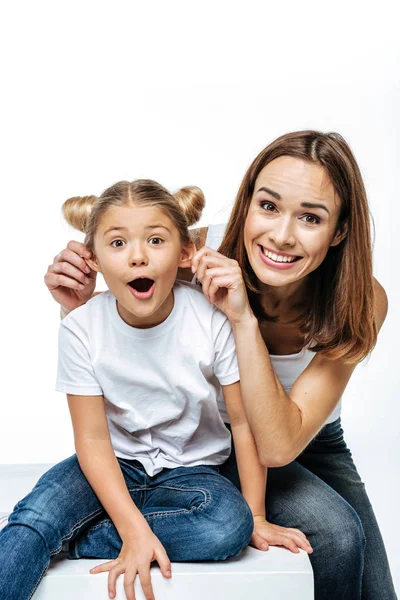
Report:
205,223,342,425
56,281,239,476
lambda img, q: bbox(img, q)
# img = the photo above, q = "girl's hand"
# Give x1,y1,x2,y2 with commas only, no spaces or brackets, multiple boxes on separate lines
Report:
89,530,171,600
44,241,97,311
191,247,252,324
251,516,313,554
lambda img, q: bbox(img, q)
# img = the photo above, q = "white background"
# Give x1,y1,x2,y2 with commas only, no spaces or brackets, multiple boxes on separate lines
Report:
1,0,399,591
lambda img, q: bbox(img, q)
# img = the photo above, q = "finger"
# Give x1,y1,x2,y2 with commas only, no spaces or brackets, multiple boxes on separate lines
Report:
250,532,269,551
123,569,138,600
108,565,125,599
194,253,234,280
55,247,92,274
278,537,300,554
208,276,238,303
138,565,154,600
156,546,172,578
191,246,214,271
44,272,85,292
286,528,309,542
49,261,92,285
90,559,118,574
289,534,313,553
67,240,92,259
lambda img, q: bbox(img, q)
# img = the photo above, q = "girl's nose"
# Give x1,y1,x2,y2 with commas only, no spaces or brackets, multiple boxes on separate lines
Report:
129,244,149,266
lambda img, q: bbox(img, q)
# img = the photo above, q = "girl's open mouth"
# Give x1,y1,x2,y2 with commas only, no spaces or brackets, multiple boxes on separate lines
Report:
128,278,155,299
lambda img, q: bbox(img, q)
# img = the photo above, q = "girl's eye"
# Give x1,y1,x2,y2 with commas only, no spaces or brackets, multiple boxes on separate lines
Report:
149,237,163,245
111,239,125,248
260,201,276,212
301,214,321,225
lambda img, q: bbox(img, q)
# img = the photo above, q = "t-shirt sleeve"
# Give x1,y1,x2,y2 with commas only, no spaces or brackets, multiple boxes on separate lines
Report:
211,308,239,386
56,321,103,396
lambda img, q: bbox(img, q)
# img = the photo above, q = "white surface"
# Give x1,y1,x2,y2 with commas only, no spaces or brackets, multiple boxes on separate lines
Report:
32,548,312,600
0,465,313,600
0,1,398,594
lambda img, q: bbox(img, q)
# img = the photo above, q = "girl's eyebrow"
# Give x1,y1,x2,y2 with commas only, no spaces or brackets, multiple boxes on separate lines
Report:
257,186,330,214
103,224,172,237
144,224,172,232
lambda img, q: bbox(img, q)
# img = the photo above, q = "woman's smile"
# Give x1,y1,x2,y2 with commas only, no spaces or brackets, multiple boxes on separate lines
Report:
244,156,343,288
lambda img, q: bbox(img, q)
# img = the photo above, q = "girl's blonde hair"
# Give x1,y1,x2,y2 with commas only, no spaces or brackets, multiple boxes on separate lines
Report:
219,131,376,364
62,180,205,251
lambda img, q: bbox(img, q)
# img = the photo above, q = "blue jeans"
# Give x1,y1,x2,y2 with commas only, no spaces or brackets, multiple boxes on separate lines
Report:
0,456,253,600
221,417,397,600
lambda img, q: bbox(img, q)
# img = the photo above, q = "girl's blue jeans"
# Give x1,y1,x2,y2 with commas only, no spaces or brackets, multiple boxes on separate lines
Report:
222,417,397,600
0,458,253,600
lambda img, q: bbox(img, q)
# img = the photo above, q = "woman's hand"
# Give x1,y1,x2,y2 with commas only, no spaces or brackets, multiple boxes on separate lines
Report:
251,516,313,554
44,241,97,311
89,529,172,600
191,247,252,324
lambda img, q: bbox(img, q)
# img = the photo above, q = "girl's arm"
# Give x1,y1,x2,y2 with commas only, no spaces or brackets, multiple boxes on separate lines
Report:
194,249,388,466
67,393,171,600
222,382,312,554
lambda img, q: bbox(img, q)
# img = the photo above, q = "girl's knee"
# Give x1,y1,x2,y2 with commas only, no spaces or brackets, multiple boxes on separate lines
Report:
207,496,253,559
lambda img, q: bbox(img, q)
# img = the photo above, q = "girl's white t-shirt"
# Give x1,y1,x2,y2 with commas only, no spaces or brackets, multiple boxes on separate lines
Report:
56,281,239,476
206,223,342,426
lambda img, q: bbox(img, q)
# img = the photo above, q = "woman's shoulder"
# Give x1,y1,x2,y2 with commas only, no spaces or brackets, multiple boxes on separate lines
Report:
373,277,388,332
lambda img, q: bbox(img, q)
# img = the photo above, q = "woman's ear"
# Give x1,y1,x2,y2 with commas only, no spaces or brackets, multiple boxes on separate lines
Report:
179,241,196,268
330,220,348,247
86,256,102,273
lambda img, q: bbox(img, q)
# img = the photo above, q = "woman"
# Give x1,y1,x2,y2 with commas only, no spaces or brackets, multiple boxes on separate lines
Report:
45,131,396,599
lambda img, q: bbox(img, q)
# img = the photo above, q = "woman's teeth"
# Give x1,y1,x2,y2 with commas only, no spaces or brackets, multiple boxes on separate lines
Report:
262,248,297,263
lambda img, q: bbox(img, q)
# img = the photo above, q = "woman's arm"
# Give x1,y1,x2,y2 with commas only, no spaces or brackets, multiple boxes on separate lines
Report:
232,279,388,466
67,393,171,600
222,382,312,554
193,248,388,466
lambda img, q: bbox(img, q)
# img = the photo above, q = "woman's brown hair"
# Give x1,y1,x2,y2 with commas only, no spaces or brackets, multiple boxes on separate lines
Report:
62,180,205,251
219,131,376,364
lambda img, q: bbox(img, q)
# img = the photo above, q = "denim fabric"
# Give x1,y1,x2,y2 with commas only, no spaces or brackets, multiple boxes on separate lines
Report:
0,456,253,600
221,417,397,600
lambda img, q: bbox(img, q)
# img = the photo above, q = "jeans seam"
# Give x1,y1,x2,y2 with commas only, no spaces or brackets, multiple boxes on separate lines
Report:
27,557,50,600
54,507,106,556
144,485,211,519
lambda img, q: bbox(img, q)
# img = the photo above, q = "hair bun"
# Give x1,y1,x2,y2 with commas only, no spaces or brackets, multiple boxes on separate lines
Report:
174,186,205,227
62,195,97,233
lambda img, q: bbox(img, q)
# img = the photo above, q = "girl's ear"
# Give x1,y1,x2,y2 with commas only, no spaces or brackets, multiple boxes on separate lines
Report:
330,220,348,247
86,256,102,273
179,241,196,268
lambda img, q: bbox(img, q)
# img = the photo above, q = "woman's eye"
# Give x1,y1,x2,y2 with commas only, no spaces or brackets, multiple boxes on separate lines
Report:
260,201,276,212
302,214,321,225
111,239,125,248
149,237,163,245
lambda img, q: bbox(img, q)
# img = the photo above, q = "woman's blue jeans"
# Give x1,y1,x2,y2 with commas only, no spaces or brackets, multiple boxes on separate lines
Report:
0,457,253,600
222,417,397,600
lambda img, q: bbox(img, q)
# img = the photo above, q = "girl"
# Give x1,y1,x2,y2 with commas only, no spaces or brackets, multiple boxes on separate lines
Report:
2,179,309,600
46,132,397,599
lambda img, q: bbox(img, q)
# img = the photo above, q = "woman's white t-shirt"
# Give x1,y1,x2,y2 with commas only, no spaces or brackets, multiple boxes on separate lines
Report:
56,281,239,476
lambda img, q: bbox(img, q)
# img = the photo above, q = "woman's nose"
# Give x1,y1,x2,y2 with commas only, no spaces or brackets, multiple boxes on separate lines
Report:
268,217,296,248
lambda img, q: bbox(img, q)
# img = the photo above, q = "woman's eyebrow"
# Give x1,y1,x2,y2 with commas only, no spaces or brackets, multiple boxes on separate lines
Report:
257,186,281,200
257,187,330,214
301,202,330,214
